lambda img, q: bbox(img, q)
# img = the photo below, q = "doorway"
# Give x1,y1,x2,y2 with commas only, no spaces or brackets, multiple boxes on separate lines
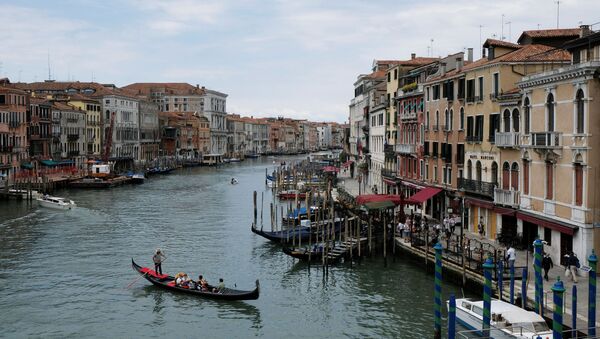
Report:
522,221,538,251
560,233,573,266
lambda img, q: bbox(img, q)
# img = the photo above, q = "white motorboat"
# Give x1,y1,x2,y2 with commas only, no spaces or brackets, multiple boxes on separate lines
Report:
36,195,76,210
451,298,553,339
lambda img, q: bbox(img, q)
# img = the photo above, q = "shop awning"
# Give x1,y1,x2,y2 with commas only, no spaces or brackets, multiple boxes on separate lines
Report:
356,194,402,206
406,187,442,204
20,162,33,170
41,160,60,167
516,211,577,236
362,200,396,211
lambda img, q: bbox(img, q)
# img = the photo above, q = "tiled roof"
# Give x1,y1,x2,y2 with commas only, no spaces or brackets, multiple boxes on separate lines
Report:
517,28,581,43
483,39,521,49
494,44,570,62
52,101,79,111
122,83,205,96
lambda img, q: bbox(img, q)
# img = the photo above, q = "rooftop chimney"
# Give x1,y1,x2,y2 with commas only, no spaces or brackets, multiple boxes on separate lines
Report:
196,84,199,88
467,48,474,62
411,53,416,60
580,25,591,37
456,57,463,71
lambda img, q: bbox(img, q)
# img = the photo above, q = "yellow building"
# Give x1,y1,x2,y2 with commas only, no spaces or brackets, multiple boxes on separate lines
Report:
460,37,570,243
68,94,102,157
517,28,600,263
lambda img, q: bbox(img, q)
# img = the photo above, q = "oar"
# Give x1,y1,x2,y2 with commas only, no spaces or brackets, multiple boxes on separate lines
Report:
126,272,147,289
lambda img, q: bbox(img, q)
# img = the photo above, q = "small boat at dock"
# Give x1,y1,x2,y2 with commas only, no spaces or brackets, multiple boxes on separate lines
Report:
36,195,76,210
131,259,259,301
452,298,553,339
277,190,307,200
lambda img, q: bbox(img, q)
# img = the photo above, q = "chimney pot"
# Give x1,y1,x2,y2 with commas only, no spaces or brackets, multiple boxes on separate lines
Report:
580,25,591,37
411,53,416,60
456,57,463,71
467,48,474,62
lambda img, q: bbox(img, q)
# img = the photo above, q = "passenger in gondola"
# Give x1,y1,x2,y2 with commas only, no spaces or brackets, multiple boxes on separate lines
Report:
213,278,225,293
196,275,209,291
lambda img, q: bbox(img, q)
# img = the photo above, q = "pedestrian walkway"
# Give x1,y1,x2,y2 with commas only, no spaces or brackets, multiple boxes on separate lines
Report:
337,170,372,196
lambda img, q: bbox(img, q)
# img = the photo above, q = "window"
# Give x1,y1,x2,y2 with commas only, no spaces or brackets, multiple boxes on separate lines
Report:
426,111,430,129
432,142,439,157
457,144,465,165
576,89,584,134
466,79,475,102
426,87,430,101
458,78,465,99
459,107,465,130
467,160,472,180
394,69,398,80
449,109,454,131
512,109,520,132
547,93,555,132
575,163,583,206
502,162,510,190
435,110,439,130
491,162,498,185
476,161,482,181
523,160,530,195
475,115,484,141
432,85,440,100
524,97,531,134
420,160,424,178
511,163,519,191
546,162,553,199
478,77,484,101
424,141,429,156
493,73,499,97
544,227,552,245
444,109,449,130
489,114,500,142
434,166,438,182
503,109,511,133
466,116,474,139
425,163,429,179
387,72,391,82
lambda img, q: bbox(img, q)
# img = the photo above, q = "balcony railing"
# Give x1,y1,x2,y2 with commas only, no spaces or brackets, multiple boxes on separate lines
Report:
458,177,495,199
529,132,562,148
381,168,397,179
495,132,521,148
67,134,79,141
466,135,483,143
494,188,520,207
400,112,417,120
396,143,416,154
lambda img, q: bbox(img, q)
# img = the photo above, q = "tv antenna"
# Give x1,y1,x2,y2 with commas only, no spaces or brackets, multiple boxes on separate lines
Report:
555,1,560,28
505,21,512,42
501,14,505,41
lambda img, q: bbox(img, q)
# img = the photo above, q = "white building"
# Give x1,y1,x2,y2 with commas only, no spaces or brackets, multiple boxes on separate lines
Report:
202,89,228,155
97,90,140,160
316,124,332,149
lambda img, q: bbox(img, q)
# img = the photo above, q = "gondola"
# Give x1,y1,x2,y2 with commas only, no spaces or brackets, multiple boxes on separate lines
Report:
282,246,324,262
131,259,259,301
250,224,314,243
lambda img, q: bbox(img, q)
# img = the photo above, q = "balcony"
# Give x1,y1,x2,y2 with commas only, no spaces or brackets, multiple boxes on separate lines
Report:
381,168,397,180
495,132,520,148
529,132,562,148
458,177,495,199
396,143,416,155
9,120,20,129
67,134,79,141
494,188,520,207
384,144,395,157
400,112,417,120
66,118,79,123
466,135,483,143
68,150,80,157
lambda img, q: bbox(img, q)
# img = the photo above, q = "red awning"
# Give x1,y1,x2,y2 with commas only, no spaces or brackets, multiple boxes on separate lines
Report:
356,194,402,206
321,166,340,173
516,211,576,235
406,187,442,204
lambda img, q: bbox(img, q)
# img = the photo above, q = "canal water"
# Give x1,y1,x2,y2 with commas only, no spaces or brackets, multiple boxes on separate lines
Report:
0,156,470,338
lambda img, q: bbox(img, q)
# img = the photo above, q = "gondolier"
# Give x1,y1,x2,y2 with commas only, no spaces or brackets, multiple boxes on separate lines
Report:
152,249,166,275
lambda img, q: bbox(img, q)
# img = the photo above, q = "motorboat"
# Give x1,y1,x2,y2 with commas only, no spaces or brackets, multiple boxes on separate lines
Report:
36,195,76,210
452,298,553,339
231,178,239,185
229,158,241,163
130,173,145,184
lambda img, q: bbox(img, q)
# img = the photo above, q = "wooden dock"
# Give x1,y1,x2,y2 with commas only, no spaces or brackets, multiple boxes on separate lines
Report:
324,237,368,263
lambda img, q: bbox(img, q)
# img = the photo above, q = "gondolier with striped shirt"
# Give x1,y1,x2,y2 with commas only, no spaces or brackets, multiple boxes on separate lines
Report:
152,249,166,275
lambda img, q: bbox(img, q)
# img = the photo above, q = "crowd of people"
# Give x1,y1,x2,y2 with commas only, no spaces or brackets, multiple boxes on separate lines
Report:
152,249,226,293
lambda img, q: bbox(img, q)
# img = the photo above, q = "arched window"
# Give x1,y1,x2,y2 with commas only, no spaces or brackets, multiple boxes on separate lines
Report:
476,161,482,182
435,110,440,129
511,163,519,191
574,158,583,206
524,97,530,134
547,93,555,132
576,89,584,134
503,109,511,133
426,111,430,129
444,109,449,130
459,107,465,130
512,108,520,132
546,161,554,199
449,109,454,131
467,160,472,180
491,162,498,185
502,162,510,190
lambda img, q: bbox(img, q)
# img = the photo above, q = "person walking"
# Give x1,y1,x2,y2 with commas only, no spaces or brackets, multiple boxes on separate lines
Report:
506,245,516,271
566,251,580,283
542,253,554,281
152,248,166,275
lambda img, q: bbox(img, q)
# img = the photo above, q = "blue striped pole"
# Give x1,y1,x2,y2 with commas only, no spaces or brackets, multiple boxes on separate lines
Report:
448,293,456,339
497,259,504,301
482,257,495,336
522,267,528,309
434,242,443,339
589,250,597,337
533,239,543,315
509,262,515,304
572,285,577,337
552,278,566,339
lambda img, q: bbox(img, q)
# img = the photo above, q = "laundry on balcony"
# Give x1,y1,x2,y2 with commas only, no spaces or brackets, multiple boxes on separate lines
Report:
405,187,442,204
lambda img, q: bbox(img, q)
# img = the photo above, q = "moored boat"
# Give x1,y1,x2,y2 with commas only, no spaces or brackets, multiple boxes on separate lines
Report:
131,259,259,301
451,298,553,339
130,173,145,184
36,195,76,210
277,190,307,200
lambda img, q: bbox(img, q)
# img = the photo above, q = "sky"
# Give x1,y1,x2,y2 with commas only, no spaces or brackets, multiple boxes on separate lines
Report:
0,0,599,123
